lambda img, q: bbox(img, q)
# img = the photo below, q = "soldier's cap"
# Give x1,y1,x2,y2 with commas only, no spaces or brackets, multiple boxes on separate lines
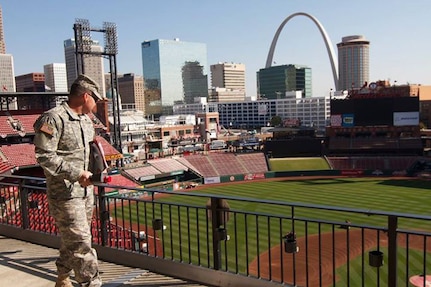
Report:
73,74,104,101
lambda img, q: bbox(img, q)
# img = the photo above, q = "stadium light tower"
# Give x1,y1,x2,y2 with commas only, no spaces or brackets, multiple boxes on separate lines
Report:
73,19,122,154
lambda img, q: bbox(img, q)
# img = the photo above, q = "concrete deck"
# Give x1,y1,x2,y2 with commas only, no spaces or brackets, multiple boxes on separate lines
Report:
0,236,209,287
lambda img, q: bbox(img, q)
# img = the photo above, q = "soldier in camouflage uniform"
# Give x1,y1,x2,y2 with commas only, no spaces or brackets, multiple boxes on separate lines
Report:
33,74,104,287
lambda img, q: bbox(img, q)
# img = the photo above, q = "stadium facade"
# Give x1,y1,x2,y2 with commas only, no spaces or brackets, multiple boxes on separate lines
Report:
327,81,422,156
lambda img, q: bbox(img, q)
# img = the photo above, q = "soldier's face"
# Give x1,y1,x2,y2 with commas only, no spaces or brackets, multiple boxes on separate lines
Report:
83,92,98,114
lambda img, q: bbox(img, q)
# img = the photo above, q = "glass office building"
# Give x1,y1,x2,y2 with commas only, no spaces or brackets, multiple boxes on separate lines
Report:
257,64,312,99
141,39,208,115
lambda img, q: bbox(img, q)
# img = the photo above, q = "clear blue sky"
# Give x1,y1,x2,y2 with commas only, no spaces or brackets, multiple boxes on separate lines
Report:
2,0,430,97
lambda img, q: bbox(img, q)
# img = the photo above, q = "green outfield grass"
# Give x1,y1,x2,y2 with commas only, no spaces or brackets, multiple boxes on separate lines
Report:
268,157,330,171
115,177,431,286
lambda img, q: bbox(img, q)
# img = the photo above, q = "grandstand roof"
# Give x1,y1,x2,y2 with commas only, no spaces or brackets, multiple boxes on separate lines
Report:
0,161,14,174
0,137,121,174
0,114,40,137
0,143,38,169
147,158,188,173
104,173,139,193
124,165,162,181
0,112,107,139
95,135,123,161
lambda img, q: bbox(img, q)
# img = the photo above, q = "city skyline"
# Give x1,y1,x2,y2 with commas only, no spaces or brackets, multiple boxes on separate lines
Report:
2,0,430,97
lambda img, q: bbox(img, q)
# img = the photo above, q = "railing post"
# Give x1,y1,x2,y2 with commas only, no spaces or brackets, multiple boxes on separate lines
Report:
209,197,231,270
210,197,222,270
19,178,29,229
98,186,108,246
387,215,398,287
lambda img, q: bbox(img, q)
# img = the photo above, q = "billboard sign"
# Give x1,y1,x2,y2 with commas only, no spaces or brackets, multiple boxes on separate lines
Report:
342,114,354,127
258,104,268,116
330,114,342,127
393,111,419,126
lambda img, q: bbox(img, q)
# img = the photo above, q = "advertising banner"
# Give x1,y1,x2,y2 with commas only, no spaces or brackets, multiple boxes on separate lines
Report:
204,177,221,184
393,111,419,126
330,114,342,127
342,114,354,127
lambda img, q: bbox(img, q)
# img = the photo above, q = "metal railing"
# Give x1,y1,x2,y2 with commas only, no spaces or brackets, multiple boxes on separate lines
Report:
1,174,431,287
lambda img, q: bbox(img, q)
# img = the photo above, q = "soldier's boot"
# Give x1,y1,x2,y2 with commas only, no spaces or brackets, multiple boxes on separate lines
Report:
55,274,73,287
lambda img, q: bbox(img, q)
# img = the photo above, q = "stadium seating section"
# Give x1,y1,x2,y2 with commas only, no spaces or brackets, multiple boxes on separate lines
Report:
123,153,269,178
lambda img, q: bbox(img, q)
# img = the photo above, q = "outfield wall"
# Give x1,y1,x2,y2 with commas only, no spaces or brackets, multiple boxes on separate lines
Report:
203,169,408,184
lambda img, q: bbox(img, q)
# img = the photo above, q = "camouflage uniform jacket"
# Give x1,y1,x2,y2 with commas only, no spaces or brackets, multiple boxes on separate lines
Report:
34,102,95,199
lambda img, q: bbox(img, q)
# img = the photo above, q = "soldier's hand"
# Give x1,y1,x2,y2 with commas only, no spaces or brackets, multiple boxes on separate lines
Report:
78,170,93,187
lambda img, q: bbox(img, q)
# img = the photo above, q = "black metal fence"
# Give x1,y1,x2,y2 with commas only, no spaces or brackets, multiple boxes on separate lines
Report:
1,174,431,287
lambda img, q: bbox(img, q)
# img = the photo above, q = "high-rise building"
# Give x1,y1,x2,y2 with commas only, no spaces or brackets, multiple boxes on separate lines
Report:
117,73,145,112
141,38,208,115
257,64,312,99
337,35,370,91
15,73,45,92
0,7,15,109
0,54,14,91
0,54,16,109
209,62,246,102
210,62,245,91
0,6,6,54
43,63,67,92
208,88,246,103
64,38,106,96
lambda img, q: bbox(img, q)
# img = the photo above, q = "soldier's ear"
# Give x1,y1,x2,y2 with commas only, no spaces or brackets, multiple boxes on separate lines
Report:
81,92,93,104
83,92,90,100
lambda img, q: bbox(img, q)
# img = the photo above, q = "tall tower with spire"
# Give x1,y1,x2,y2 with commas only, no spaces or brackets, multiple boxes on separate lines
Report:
0,6,6,54
0,4,17,110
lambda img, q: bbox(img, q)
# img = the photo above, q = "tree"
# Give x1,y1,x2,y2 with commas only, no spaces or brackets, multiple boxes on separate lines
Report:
270,115,282,127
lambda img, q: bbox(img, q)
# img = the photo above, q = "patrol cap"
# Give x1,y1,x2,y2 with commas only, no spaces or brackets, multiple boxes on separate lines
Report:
73,74,103,101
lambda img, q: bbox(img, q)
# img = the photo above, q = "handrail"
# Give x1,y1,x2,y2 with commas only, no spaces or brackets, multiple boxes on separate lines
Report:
1,174,431,286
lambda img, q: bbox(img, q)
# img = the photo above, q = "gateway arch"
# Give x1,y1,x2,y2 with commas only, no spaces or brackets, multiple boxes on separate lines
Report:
266,12,339,91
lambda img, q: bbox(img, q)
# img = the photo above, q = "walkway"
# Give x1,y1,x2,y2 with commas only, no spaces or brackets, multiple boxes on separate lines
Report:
0,236,209,287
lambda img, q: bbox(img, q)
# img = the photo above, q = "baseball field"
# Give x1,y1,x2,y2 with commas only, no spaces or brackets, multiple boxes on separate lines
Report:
117,175,431,286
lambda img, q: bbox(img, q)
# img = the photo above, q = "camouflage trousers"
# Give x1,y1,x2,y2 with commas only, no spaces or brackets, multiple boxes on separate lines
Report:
48,195,102,287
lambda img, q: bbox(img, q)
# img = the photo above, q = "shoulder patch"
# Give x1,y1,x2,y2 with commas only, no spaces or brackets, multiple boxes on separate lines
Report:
39,122,54,136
